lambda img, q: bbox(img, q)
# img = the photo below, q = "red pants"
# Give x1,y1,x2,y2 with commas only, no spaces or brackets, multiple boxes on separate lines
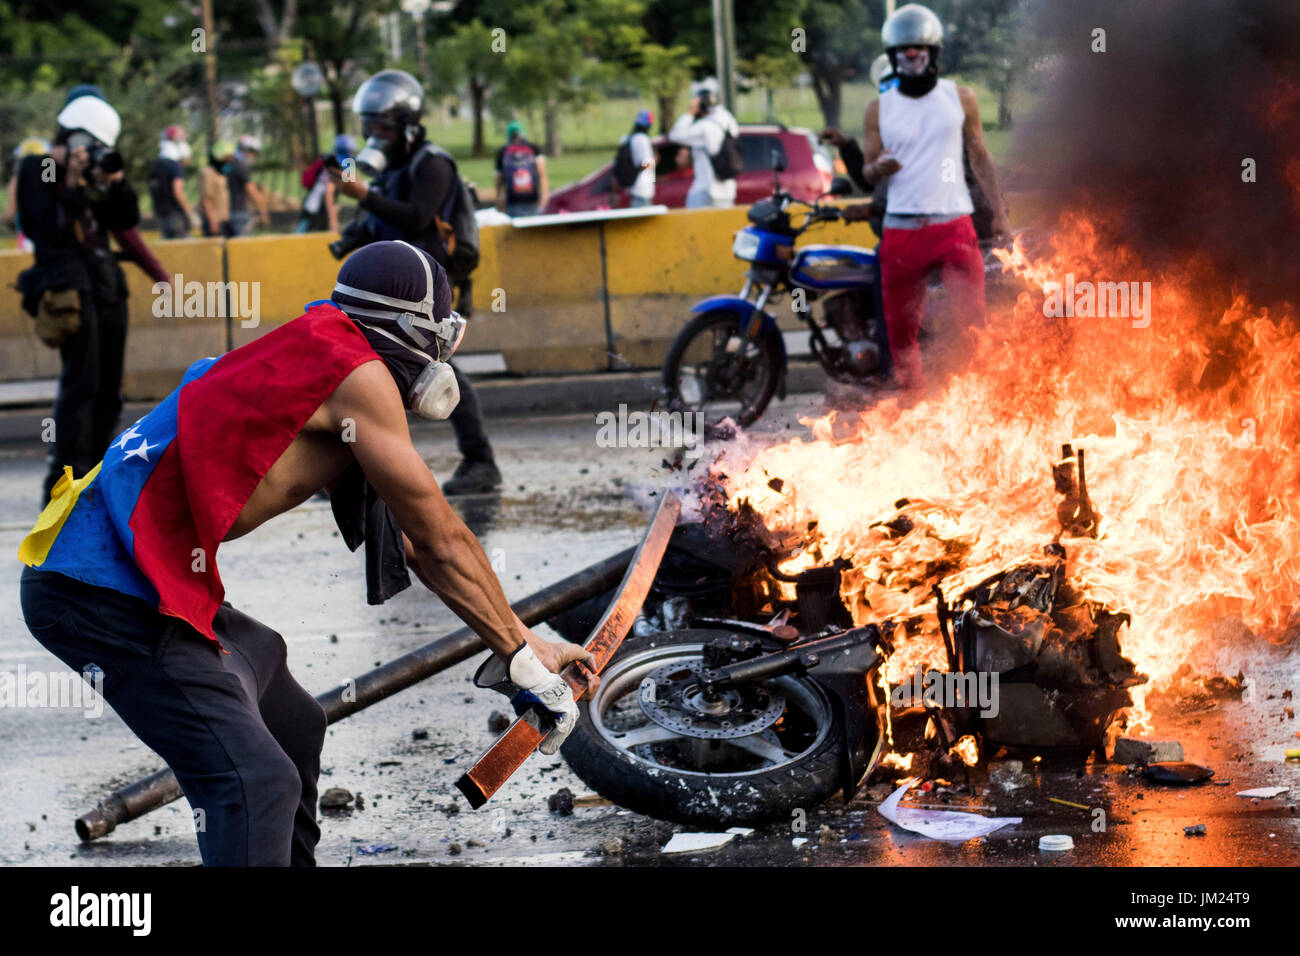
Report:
879,215,985,388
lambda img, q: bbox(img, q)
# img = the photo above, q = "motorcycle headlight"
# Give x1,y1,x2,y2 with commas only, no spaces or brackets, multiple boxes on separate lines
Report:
732,230,761,262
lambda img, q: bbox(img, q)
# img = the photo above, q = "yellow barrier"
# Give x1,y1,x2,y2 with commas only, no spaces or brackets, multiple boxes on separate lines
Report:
0,203,884,397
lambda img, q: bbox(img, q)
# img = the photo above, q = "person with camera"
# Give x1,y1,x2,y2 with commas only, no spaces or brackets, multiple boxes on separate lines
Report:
15,87,171,501
669,78,740,209
327,69,500,496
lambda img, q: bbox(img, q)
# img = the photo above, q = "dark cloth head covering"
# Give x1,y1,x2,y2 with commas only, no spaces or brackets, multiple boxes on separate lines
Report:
331,239,454,397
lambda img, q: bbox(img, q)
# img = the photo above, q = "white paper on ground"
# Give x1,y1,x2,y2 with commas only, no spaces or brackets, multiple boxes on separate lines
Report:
1235,786,1289,798
661,832,737,853
726,827,755,836
879,778,1022,841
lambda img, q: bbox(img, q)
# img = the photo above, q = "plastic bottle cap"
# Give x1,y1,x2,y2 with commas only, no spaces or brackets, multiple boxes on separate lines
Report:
1039,834,1074,851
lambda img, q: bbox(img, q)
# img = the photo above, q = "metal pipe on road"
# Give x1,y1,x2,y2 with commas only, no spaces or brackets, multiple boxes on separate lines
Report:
74,546,634,842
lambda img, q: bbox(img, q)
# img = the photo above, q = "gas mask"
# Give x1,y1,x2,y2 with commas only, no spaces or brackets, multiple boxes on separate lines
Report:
355,138,392,178
355,116,414,178
332,240,467,420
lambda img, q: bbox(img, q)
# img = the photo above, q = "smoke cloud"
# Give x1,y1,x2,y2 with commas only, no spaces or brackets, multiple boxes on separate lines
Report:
1013,0,1300,313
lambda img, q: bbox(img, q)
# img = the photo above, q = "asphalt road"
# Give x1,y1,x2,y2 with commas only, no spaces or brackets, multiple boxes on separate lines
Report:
1,398,1297,867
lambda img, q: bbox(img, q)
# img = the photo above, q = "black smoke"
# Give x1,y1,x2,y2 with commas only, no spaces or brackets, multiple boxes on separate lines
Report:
1014,0,1300,314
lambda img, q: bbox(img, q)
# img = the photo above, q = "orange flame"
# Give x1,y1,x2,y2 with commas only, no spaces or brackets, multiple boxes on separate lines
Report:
714,212,1300,724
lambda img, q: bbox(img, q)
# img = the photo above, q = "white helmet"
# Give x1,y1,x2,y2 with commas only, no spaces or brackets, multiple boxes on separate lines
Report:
56,95,121,148
690,77,720,104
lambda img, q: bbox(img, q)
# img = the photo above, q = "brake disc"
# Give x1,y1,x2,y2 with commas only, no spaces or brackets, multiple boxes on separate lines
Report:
637,660,786,740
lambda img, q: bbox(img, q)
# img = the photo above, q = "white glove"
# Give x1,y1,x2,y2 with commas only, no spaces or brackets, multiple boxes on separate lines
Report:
475,643,579,755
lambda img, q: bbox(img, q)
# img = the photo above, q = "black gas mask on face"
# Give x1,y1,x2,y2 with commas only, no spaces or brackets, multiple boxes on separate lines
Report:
888,45,940,97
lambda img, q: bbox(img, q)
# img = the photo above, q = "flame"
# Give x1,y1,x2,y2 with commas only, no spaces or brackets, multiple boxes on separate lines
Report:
714,212,1300,723
950,734,980,767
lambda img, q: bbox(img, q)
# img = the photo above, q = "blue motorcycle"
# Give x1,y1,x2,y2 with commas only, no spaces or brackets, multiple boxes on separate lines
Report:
662,176,886,427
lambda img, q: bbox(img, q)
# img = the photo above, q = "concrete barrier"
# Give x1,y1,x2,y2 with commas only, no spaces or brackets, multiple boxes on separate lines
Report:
0,203,880,398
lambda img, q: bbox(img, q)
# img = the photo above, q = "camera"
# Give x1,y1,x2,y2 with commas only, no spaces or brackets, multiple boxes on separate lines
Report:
87,143,124,175
328,218,375,260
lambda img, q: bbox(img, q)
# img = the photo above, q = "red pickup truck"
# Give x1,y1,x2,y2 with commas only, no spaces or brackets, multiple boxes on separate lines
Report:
541,125,835,214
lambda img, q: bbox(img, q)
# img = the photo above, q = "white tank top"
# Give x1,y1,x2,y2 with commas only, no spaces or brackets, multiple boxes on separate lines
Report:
878,79,973,216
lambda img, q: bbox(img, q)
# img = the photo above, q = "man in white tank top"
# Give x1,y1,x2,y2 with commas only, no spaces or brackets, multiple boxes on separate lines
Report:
847,4,1010,390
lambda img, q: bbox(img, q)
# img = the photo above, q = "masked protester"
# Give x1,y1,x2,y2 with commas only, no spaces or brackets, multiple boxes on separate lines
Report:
14,88,171,501
330,68,499,496
18,240,594,867
843,3,1012,391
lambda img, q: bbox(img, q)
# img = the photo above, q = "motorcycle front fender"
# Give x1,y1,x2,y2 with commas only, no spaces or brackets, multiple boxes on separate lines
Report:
690,296,788,398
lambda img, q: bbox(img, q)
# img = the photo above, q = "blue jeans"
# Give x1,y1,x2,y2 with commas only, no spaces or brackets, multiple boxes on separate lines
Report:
20,567,326,866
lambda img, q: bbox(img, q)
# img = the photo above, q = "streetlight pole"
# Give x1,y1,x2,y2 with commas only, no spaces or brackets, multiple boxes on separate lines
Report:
711,0,737,112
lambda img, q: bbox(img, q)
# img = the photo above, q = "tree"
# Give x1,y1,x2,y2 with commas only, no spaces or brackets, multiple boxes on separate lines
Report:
795,0,876,130
496,0,647,156
636,42,697,134
741,52,802,122
298,0,387,136
427,19,511,157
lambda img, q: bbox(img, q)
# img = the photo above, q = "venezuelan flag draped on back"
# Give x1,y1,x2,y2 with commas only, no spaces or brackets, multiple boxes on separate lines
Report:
19,303,380,641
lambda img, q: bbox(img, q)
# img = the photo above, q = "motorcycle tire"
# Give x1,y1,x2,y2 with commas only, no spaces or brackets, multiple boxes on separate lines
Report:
561,629,853,828
661,310,783,429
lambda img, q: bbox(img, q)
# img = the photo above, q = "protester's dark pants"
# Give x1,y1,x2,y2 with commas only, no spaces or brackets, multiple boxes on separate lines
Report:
449,362,493,462
20,567,326,866
159,210,189,239
45,286,128,500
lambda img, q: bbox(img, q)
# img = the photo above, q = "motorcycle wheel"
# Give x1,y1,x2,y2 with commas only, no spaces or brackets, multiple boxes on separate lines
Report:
661,310,783,428
561,629,851,827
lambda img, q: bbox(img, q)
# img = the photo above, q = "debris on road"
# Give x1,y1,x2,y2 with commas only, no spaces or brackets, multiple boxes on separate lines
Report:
411,728,429,741
487,711,511,733
662,832,736,853
1143,762,1214,785
1184,824,1207,837
319,787,354,811
989,759,1028,790
602,837,623,857
573,794,613,808
1048,797,1090,811
548,788,575,816
1111,736,1184,765
879,779,1021,841
1236,787,1289,798
355,843,399,855
1039,834,1074,851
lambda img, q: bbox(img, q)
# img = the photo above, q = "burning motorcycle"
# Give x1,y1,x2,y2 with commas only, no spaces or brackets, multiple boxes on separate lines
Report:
661,168,887,428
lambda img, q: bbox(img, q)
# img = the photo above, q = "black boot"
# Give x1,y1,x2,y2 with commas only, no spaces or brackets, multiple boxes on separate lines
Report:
442,458,502,495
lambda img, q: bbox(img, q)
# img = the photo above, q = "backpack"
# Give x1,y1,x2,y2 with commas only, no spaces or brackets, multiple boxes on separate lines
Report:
612,136,639,188
706,118,743,181
500,141,539,199
413,144,480,278
300,156,326,191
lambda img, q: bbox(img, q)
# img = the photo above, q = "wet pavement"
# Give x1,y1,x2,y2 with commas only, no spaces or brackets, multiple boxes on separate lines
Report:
1,398,1297,867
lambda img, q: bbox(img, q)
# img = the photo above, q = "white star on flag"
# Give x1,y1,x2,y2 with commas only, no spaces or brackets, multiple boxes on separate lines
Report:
114,426,144,450
123,439,157,462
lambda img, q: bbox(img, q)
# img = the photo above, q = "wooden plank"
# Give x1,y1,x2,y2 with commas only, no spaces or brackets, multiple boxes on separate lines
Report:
456,492,681,808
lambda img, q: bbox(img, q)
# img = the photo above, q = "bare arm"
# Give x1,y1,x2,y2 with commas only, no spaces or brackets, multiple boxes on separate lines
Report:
958,85,1010,236
327,363,592,674
325,180,338,234
859,99,900,185
536,155,549,207
171,177,192,221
